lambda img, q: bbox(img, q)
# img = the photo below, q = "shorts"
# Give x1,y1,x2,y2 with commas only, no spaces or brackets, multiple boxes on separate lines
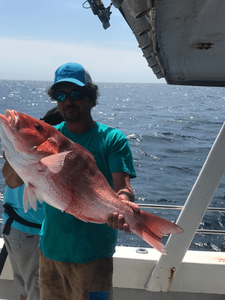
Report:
2,226,40,300
39,250,113,300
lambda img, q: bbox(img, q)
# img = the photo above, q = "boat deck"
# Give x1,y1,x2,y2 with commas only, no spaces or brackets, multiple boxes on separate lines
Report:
0,280,20,300
1,244,225,300
1,280,225,300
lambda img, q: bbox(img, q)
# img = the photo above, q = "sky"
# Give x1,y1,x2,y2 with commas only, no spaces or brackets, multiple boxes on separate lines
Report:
0,0,165,83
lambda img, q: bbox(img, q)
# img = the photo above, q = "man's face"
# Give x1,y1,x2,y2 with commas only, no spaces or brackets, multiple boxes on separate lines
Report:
54,82,92,123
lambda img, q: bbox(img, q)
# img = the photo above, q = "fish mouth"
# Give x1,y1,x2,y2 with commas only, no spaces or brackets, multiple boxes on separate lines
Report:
0,109,19,131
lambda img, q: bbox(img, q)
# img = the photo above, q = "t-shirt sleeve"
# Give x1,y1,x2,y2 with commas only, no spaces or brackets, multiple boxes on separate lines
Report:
107,130,136,178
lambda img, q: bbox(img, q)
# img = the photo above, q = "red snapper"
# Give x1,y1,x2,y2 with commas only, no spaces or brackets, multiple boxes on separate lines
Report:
0,109,183,254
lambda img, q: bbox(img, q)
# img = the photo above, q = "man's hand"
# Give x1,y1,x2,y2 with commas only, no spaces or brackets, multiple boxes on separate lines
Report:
107,212,131,233
120,199,140,213
107,171,139,234
107,200,140,234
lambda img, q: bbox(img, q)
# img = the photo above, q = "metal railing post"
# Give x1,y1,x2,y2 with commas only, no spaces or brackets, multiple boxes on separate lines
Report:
146,122,225,292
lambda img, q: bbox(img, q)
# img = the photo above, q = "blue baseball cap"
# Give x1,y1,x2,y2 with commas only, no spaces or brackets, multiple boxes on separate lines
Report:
51,62,92,89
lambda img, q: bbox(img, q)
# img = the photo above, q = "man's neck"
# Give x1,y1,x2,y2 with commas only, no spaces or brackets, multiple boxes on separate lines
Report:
66,118,95,134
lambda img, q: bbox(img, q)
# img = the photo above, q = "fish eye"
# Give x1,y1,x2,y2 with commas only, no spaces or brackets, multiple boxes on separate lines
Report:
34,123,43,131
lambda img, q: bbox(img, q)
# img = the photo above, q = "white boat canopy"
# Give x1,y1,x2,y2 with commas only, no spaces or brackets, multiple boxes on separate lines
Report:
117,0,225,87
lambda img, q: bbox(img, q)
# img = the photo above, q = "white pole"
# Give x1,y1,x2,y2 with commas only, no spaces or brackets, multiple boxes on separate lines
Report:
146,122,225,292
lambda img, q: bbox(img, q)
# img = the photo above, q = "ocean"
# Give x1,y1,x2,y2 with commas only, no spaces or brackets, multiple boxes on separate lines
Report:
0,79,225,252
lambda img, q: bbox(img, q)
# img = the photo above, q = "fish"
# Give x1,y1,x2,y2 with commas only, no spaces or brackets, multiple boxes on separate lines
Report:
0,109,183,254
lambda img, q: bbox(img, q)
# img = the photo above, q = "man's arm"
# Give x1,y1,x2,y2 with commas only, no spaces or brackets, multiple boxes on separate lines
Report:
2,152,24,188
112,171,134,202
107,171,140,234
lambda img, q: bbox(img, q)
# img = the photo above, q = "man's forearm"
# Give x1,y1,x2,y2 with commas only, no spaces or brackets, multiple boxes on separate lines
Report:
117,187,135,202
2,153,24,188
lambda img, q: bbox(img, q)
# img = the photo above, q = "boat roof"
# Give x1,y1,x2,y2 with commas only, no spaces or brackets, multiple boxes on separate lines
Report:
118,0,225,87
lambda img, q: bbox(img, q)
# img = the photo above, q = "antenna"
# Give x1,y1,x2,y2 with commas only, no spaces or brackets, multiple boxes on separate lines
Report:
84,0,112,29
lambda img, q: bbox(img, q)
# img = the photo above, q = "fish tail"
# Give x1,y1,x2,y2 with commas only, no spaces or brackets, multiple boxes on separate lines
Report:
133,211,184,254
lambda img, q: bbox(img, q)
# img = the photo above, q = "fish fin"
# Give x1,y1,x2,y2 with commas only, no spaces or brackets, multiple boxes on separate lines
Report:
36,197,43,204
23,183,38,212
23,185,30,212
27,183,38,211
37,137,60,154
39,151,71,174
134,211,184,254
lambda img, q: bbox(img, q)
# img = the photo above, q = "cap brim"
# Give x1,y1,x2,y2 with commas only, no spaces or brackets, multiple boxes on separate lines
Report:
51,78,85,89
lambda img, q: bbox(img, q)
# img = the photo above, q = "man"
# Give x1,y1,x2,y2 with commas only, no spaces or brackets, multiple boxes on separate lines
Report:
2,162,42,300
38,62,138,300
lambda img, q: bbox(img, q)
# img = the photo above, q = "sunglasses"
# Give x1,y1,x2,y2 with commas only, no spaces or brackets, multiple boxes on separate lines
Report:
53,90,86,102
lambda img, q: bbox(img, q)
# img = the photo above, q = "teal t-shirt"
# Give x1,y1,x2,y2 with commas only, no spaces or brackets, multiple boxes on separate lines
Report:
39,122,136,263
2,184,44,235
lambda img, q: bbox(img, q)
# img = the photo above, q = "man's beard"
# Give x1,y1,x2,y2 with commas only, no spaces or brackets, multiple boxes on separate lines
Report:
62,105,81,122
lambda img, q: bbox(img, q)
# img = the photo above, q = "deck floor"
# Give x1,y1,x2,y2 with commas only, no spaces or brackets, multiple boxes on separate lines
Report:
0,280,20,300
1,279,225,300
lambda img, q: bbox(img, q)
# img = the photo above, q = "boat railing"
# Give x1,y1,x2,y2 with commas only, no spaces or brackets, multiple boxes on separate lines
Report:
0,192,224,235
138,203,225,235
